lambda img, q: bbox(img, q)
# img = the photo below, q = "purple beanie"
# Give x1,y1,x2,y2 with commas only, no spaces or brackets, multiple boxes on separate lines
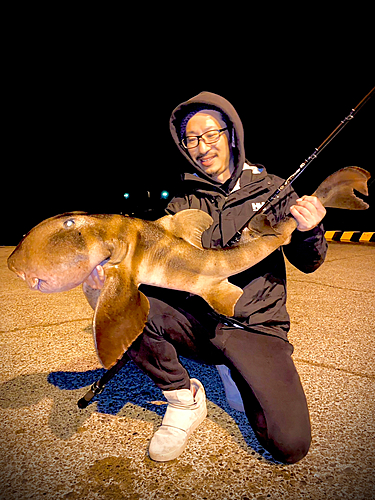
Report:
179,110,201,140
178,104,227,140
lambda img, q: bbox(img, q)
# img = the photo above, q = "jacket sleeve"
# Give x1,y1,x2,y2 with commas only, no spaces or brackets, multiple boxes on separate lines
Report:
283,222,328,273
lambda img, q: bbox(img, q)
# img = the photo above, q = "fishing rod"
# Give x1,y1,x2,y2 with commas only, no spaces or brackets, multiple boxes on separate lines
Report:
77,352,129,409
251,86,374,220
77,86,373,410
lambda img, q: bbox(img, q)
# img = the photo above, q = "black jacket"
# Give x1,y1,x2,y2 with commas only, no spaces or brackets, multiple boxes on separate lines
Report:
166,92,328,337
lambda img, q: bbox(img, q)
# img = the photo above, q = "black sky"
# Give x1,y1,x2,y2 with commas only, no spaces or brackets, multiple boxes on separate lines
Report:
2,49,374,245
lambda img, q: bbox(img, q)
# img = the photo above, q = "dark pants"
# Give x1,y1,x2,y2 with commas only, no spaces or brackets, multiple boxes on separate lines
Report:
127,295,311,464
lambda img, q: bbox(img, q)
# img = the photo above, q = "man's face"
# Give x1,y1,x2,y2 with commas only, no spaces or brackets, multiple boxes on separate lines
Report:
185,110,233,183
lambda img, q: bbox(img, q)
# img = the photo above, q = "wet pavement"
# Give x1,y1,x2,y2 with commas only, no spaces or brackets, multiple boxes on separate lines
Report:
0,242,374,499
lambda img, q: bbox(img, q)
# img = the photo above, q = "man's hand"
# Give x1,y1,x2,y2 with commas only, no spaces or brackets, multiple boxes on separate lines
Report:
290,196,326,232
83,264,105,290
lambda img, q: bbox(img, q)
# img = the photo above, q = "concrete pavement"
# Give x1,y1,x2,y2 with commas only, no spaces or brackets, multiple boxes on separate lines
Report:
0,243,374,499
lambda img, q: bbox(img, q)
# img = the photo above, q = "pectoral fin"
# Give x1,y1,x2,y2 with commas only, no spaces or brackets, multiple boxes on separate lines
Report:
201,279,243,317
93,266,150,369
313,167,370,210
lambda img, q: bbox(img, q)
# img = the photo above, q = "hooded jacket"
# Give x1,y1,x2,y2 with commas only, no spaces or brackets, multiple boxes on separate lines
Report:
167,92,327,337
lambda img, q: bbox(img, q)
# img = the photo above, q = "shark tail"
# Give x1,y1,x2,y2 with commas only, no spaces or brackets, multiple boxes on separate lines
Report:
313,166,370,209
245,167,370,240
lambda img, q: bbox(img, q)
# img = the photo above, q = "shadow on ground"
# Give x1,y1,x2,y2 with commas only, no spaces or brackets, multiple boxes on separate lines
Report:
0,357,274,462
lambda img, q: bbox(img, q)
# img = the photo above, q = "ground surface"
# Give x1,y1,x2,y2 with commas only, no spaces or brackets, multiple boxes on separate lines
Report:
0,243,374,499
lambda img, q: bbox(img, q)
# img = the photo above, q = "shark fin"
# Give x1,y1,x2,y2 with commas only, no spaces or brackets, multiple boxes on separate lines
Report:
93,265,150,369
247,213,281,237
201,279,243,317
313,166,370,210
157,209,213,249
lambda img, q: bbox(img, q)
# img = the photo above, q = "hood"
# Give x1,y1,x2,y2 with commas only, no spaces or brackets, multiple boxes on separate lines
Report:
170,91,246,192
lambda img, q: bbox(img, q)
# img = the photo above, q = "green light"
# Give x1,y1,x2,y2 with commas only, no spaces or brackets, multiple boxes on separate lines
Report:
161,190,169,199
124,193,130,199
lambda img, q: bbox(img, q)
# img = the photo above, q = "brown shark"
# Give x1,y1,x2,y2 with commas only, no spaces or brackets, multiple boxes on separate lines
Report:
8,167,370,369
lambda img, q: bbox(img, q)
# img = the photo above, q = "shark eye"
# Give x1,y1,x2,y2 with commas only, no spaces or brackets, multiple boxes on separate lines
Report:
64,219,75,228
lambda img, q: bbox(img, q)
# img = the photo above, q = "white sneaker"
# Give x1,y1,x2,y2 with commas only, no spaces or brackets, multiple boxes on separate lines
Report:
148,378,207,462
216,365,245,412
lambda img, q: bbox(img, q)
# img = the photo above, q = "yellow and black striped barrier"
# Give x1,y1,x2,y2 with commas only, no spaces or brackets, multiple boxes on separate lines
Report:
325,231,375,243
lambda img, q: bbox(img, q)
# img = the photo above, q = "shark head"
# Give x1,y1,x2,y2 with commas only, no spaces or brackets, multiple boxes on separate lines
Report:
8,212,112,293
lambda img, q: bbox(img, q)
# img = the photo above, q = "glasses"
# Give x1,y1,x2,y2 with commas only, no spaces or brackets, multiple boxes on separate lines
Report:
181,128,228,150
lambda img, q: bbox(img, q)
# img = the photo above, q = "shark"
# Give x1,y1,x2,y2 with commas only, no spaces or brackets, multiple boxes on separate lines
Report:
8,167,370,369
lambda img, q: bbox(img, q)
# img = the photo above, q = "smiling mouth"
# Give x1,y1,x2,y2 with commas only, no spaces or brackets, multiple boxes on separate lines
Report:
199,155,216,167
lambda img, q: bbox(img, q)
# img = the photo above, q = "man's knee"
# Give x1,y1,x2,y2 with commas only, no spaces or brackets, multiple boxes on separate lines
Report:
270,430,311,464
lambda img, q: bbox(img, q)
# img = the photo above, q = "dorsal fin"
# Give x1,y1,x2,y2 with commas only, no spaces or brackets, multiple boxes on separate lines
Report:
247,213,282,237
157,209,213,249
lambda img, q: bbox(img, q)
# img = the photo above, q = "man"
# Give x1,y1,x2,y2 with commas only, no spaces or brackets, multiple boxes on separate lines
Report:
84,92,327,464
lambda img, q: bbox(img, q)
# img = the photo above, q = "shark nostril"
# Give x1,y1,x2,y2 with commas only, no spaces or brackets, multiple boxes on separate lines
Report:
30,277,40,289
24,275,40,290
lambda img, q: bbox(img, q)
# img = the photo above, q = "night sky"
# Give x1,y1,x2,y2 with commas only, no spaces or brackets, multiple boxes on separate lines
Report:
2,55,374,245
